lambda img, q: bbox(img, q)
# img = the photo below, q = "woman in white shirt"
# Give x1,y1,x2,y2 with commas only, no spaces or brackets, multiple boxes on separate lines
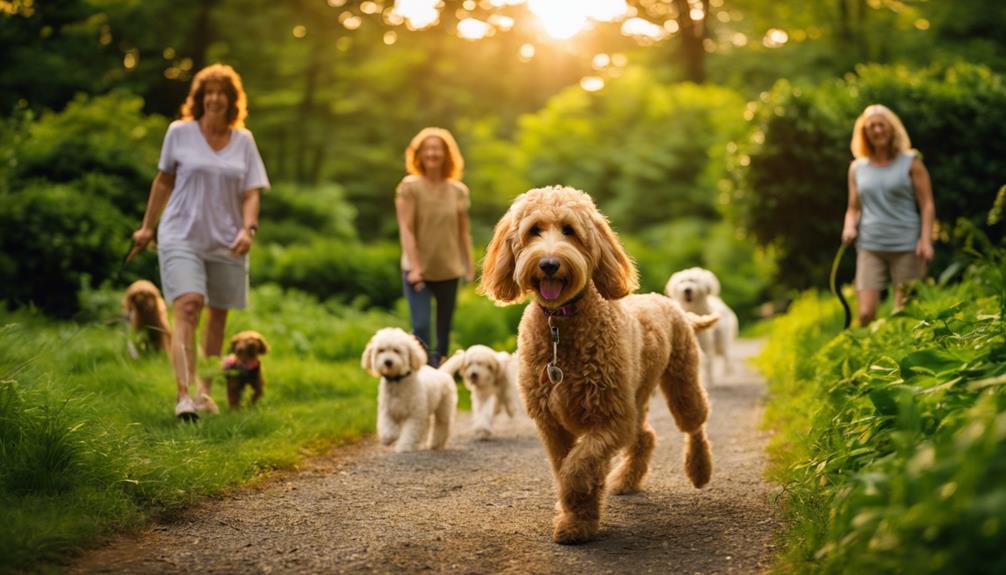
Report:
130,64,269,420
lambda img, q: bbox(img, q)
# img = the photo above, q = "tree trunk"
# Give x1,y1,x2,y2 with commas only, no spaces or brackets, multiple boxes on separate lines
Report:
674,0,707,83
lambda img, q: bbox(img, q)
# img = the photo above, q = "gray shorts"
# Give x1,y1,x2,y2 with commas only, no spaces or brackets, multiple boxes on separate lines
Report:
158,245,249,309
855,249,927,291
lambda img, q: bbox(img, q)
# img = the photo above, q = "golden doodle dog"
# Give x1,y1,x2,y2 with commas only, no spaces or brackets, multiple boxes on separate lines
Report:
122,279,171,355
361,327,458,452
441,345,520,439
479,186,716,545
223,330,269,409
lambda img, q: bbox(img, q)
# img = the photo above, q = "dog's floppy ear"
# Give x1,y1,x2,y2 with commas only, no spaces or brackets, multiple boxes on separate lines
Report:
478,208,521,304
229,334,241,353
587,208,638,300
408,335,427,372
255,334,269,355
361,336,377,374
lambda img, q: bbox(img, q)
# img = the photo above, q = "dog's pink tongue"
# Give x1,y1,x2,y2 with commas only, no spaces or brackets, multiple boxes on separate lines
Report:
540,278,564,301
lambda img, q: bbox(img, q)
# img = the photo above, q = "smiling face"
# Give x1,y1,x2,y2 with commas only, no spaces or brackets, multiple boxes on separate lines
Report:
201,79,231,121
418,136,447,175
511,197,591,308
479,186,638,307
864,113,893,154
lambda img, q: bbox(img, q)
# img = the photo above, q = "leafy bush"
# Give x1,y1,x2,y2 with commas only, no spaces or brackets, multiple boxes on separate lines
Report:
732,62,1006,292
256,183,358,246
251,239,402,309
0,183,132,317
760,243,1006,574
515,67,746,230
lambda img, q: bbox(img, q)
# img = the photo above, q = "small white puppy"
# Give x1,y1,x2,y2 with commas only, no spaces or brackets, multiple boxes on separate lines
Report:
361,327,458,452
665,267,739,387
441,345,520,440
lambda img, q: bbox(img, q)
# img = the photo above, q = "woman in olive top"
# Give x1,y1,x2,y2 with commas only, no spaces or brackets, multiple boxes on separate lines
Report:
842,104,935,326
395,127,475,366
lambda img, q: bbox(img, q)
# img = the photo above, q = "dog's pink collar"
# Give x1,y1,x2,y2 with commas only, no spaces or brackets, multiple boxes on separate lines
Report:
538,290,585,317
223,355,259,371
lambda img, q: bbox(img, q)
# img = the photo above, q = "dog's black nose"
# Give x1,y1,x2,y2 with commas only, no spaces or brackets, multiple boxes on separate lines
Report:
683,287,692,296
383,359,393,367
538,257,560,276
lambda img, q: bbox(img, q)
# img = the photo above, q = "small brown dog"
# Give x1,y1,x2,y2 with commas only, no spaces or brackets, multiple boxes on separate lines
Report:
223,330,269,409
122,280,171,355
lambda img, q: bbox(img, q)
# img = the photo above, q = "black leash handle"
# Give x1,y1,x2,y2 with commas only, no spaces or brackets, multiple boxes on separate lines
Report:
830,243,852,329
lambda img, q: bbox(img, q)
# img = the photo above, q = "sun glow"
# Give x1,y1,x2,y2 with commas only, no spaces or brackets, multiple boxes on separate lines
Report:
393,0,439,30
528,0,631,39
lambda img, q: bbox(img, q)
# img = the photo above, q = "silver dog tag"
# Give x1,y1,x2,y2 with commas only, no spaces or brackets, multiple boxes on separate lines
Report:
546,362,564,384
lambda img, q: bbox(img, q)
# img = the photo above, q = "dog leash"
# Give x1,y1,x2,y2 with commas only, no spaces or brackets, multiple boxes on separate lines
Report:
545,316,564,384
830,243,852,329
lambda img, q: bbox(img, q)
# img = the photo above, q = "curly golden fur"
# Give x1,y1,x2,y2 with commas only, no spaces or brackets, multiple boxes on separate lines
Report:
122,280,171,354
479,186,714,545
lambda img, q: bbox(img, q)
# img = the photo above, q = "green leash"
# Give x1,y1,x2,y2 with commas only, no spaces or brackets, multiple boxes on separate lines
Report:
830,243,852,329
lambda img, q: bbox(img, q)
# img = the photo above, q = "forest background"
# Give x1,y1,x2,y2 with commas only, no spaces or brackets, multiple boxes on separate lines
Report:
2,0,1004,321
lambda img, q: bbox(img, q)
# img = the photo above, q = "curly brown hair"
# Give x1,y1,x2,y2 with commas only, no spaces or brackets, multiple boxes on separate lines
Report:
181,64,248,128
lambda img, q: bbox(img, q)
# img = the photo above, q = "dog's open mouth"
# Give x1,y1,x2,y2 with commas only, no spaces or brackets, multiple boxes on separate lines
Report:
533,277,566,301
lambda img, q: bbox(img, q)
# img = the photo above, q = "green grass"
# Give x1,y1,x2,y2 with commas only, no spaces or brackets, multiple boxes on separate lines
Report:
758,247,1006,574
0,283,507,571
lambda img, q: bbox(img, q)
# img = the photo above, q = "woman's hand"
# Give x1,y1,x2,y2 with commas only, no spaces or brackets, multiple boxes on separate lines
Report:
230,228,254,256
916,239,934,263
841,226,857,245
464,268,475,283
126,227,155,263
407,268,425,291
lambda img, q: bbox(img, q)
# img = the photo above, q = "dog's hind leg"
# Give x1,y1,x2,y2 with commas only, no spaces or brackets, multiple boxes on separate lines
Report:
607,416,655,495
660,328,713,488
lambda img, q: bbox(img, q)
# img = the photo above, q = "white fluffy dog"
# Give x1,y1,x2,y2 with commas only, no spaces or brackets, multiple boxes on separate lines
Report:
441,345,520,440
665,267,739,387
361,327,458,452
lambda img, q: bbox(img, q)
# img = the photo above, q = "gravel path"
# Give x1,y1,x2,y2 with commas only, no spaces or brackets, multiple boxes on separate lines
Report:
72,338,778,574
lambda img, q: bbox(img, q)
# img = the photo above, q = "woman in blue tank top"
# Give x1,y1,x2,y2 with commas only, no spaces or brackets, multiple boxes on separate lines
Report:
841,104,935,326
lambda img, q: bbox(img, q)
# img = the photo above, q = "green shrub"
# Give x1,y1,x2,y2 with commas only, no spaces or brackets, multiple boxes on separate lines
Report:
0,183,132,317
256,183,358,246
251,239,402,310
516,68,746,230
760,244,1006,574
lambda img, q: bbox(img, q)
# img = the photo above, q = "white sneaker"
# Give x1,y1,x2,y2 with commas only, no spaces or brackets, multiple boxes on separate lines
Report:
195,393,219,414
175,396,198,422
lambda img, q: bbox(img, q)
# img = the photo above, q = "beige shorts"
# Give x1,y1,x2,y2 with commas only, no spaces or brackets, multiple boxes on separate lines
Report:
855,249,927,291
158,245,249,309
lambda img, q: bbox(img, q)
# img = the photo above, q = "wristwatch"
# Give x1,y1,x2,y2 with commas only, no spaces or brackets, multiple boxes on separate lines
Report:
247,223,259,237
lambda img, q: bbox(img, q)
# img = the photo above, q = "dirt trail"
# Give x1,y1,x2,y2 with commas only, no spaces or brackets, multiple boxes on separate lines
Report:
71,339,778,574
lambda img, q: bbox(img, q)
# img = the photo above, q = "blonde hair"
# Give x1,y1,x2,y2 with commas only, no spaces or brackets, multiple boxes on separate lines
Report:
181,64,248,129
850,104,912,159
405,127,464,180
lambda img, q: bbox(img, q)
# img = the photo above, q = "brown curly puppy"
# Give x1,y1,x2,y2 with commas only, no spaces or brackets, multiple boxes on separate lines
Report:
479,186,715,545
122,280,171,354
223,331,269,409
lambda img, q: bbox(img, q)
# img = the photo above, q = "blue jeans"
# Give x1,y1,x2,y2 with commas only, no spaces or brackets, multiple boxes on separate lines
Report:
402,272,460,366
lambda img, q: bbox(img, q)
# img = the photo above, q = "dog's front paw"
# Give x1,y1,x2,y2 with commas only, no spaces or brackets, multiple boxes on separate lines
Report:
552,513,597,545
473,427,492,441
394,442,420,453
